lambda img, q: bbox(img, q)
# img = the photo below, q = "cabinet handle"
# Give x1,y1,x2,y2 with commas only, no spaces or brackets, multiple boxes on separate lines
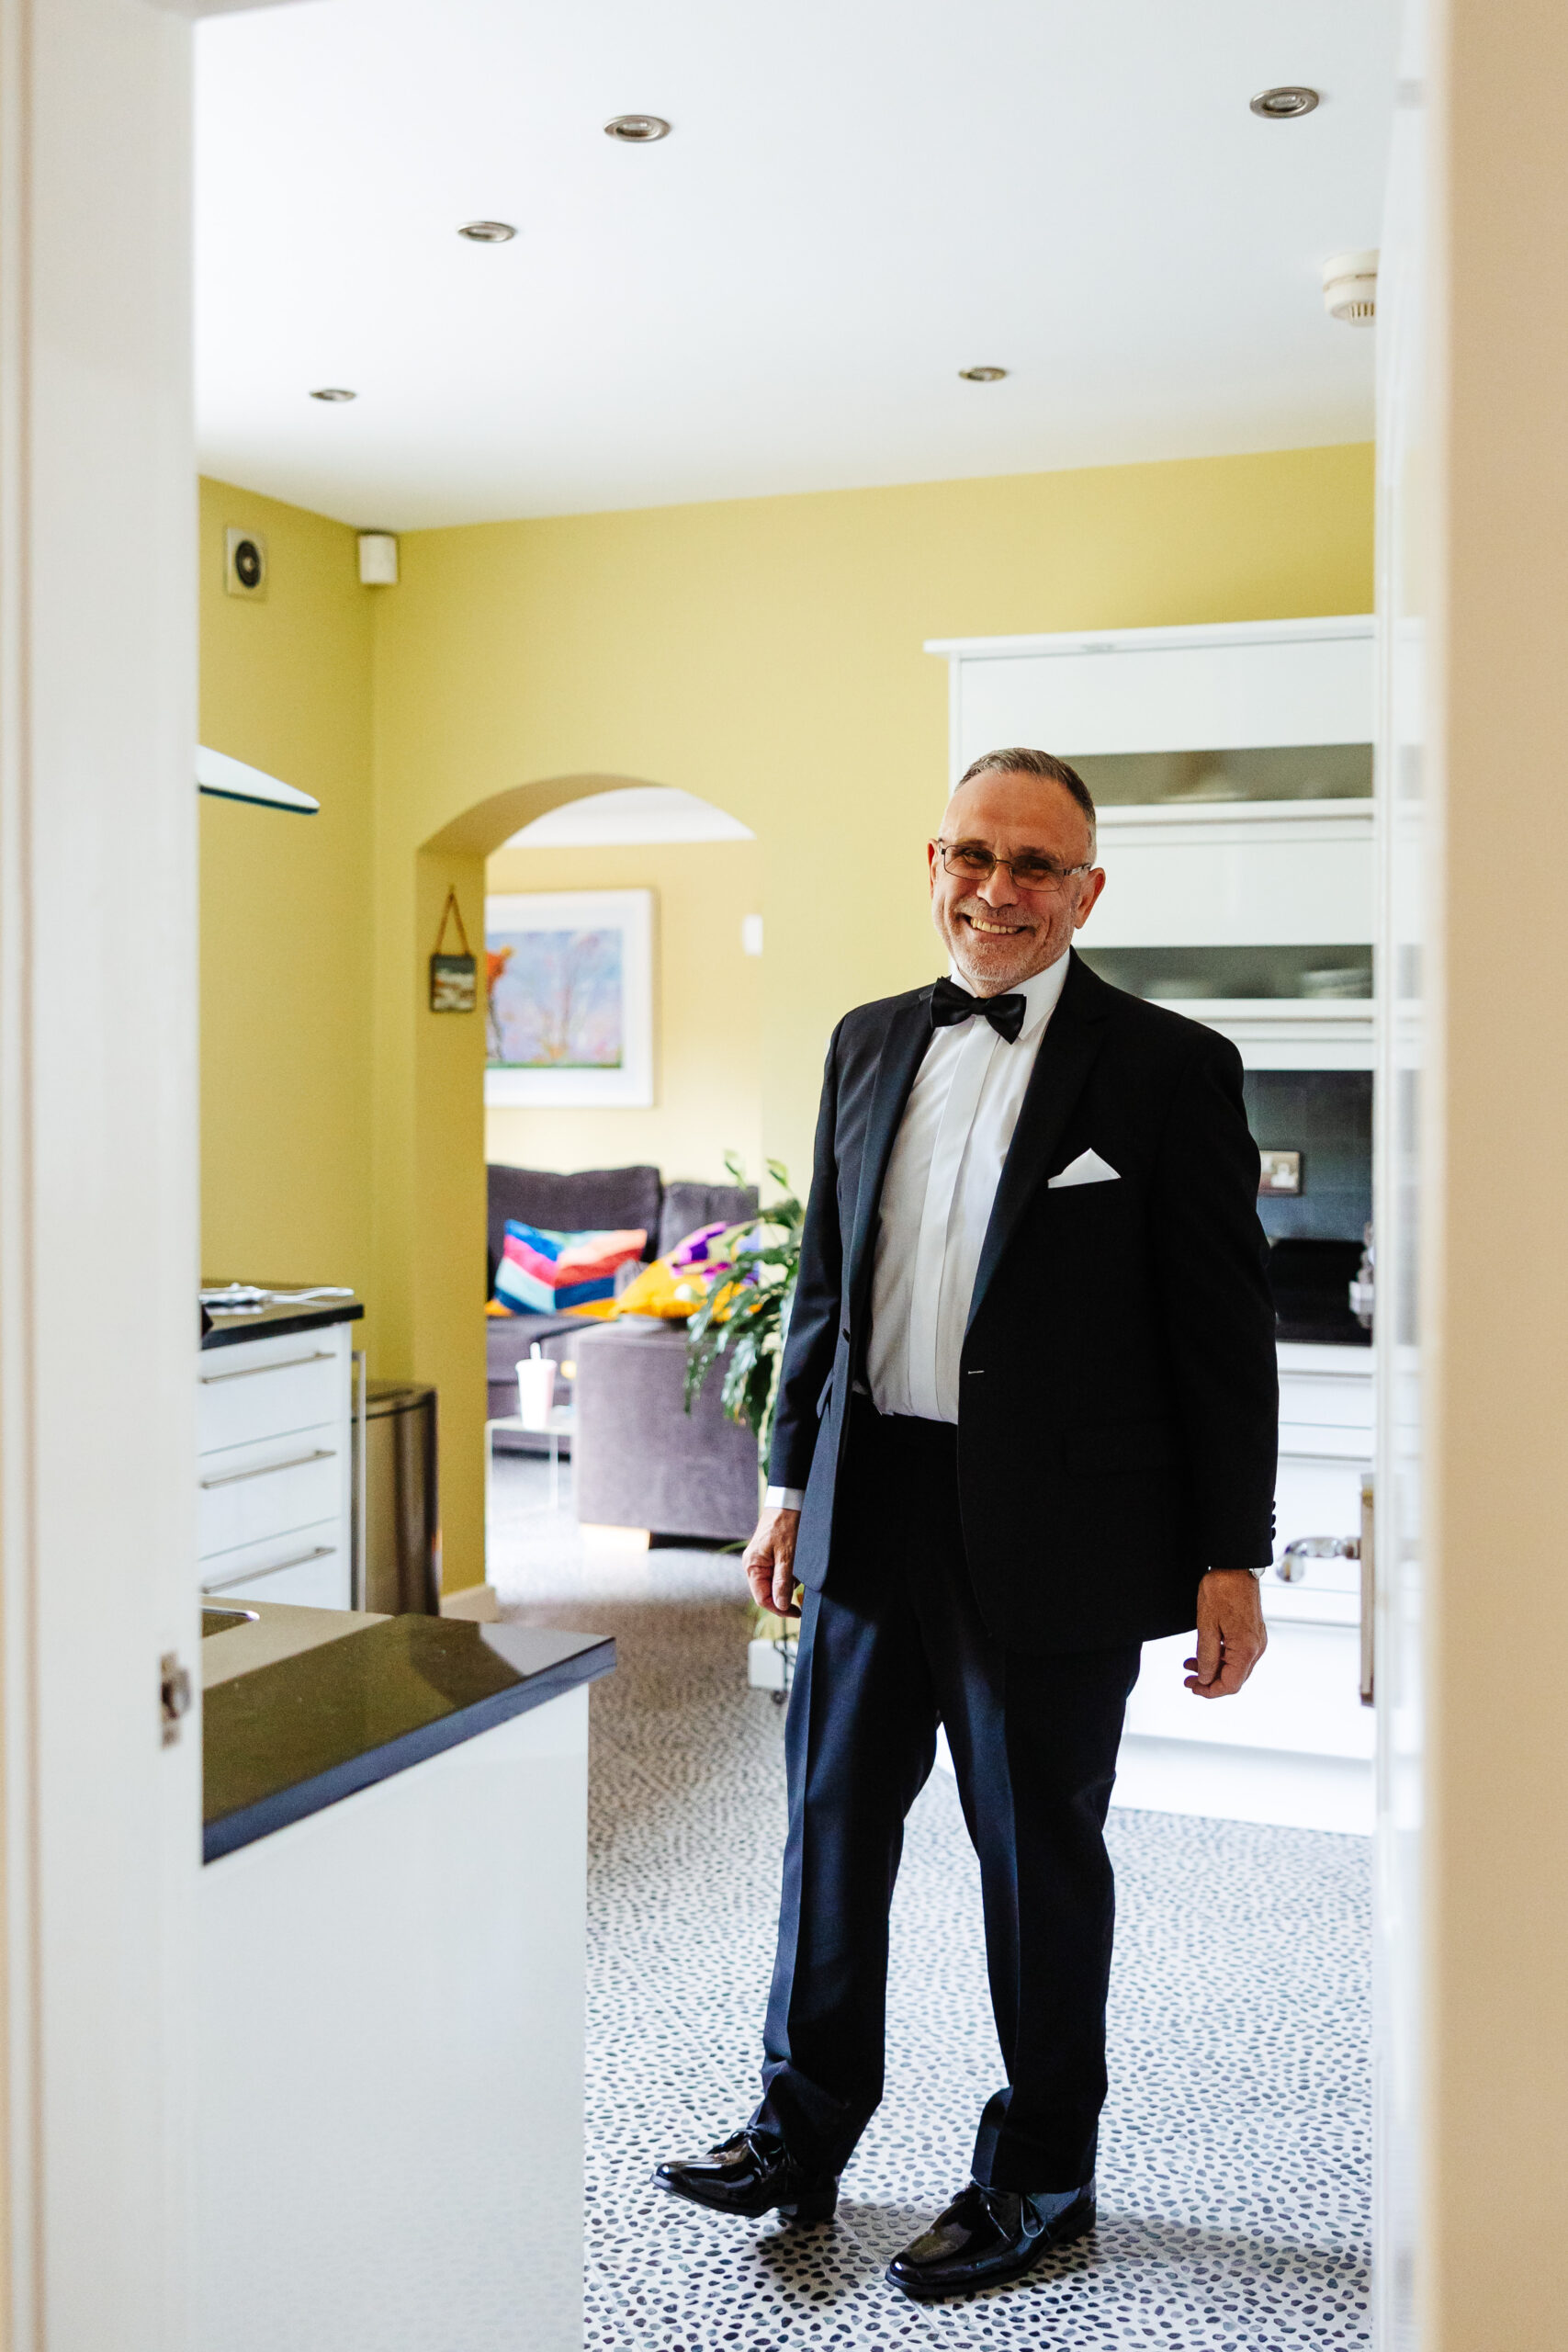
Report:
1275,1534,1359,1582
200,1350,335,1385
199,1446,335,1489
201,1543,336,1594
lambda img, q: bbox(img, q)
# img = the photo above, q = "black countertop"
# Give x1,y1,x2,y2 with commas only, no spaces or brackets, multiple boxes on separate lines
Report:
200,1285,365,1351
203,1613,615,1862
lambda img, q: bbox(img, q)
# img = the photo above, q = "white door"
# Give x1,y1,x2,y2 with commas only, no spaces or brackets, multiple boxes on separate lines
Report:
1371,17,1430,2346
0,0,283,2343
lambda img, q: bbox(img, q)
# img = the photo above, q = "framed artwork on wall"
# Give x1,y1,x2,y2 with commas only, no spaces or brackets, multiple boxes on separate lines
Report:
484,888,654,1108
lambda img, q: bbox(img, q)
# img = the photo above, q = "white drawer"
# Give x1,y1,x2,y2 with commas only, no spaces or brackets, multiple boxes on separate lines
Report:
1126,1622,1373,1760
198,1335,346,1456
204,1549,350,1612
199,1517,346,1600
1278,1371,1373,1430
1279,1419,1372,1464
197,1426,344,1560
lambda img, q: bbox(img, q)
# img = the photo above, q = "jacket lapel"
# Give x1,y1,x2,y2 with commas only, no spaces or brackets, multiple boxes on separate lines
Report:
965,951,1114,1333
845,987,935,1324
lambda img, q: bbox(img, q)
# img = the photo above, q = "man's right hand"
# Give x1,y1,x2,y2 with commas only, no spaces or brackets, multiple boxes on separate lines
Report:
743,1506,802,1617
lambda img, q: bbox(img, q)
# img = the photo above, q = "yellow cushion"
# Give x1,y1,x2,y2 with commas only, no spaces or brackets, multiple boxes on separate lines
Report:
611,1256,710,1320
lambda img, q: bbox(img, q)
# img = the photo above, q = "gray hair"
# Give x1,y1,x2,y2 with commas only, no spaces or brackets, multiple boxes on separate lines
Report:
956,746,1097,852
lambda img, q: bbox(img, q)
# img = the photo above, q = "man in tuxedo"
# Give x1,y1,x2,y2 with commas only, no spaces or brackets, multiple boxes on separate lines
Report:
656,747,1277,2300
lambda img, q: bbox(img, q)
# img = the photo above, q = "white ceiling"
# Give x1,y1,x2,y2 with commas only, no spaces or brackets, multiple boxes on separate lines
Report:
195,0,1398,530
499,786,755,849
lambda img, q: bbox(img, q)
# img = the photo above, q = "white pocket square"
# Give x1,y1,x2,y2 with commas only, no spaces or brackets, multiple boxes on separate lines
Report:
1048,1148,1121,1189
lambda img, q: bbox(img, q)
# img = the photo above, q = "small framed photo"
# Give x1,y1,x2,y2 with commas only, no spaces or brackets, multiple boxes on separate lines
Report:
485,888,654,1108
430,953,478,1013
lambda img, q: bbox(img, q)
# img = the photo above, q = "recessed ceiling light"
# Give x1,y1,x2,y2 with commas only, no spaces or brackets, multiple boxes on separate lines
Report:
458,220,516,243
604,114,671,143
1250,85,1319,119
310,387,357,402
959,366,1008,383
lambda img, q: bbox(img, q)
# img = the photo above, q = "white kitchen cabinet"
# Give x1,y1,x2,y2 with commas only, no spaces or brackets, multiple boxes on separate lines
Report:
1116,1343,1374,1833
926,616,1377,1073
926,616,1374,776
1089,801,1374,948
197,1320,355,1607
924,619,1379,1827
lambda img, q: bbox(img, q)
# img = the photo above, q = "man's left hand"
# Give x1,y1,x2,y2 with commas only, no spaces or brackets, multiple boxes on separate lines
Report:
1183,1570,1268,1699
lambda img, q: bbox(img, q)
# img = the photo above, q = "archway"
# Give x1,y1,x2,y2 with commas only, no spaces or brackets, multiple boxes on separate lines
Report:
399,774,761,1606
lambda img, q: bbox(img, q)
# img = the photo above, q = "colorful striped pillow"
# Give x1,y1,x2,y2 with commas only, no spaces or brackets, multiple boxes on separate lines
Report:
493,1220,647,1316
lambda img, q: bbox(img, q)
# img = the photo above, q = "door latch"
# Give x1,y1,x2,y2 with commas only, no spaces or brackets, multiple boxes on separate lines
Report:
160,1652,192,1747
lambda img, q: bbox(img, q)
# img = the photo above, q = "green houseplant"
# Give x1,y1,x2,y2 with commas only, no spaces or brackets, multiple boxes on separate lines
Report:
682,1153,802,1460
683,1155,805,1691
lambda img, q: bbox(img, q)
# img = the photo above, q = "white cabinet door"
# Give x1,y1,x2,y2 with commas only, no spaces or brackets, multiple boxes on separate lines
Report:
930,618,1374,776
1088,805,1375,947
1126,1623,1374,1761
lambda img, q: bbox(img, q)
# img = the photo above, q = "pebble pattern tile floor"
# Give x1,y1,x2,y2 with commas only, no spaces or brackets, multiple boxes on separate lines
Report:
490,1458,1371,2349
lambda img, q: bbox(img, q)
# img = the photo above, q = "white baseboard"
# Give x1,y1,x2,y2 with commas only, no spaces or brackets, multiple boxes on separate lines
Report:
934,1726,1372,1836
439,1583,501,1623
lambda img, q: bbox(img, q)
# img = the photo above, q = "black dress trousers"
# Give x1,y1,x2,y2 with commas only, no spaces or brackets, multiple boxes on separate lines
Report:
753,1400,1142,2193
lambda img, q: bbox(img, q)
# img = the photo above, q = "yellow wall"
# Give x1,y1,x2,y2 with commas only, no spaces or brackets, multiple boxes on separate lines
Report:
483,838,763,1187
374,443,1374,1193
197,477,377,1328
371,442,1372,1592
200,443,1372,1593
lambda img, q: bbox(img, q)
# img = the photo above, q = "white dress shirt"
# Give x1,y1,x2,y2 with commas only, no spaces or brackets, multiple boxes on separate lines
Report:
766,949,1070,1509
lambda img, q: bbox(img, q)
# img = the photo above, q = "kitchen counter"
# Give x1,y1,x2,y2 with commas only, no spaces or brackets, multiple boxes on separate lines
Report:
200,1283,365,1351
197,1600,614,2350
202,1600,614,1861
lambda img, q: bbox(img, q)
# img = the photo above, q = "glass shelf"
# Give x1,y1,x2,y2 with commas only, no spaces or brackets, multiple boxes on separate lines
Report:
1072,743,1371,807
1077,944,1372,1001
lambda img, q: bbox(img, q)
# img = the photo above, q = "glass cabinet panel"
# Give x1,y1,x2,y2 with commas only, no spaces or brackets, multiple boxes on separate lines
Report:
1077,944,1373,1000
1072,743,1371,806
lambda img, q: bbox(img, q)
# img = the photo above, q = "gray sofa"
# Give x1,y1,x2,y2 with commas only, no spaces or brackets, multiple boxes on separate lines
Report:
571,1322,760,1543
485,1162,760,1540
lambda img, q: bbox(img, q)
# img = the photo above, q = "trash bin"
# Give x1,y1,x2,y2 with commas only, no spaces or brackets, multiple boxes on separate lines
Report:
360,1380,440,1614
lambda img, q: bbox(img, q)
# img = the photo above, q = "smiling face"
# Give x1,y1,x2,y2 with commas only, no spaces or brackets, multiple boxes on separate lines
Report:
928,769,1106,996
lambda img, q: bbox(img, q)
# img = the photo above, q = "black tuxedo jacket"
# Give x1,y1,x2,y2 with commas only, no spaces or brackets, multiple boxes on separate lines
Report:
769,951,1279,1654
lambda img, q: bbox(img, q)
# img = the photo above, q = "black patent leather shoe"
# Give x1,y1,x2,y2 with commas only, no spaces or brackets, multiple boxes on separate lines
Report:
653,2128,839,2226
886,2181,1095,2300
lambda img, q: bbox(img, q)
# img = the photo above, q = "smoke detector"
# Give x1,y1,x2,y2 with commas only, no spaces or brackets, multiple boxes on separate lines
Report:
1322,249,1378,326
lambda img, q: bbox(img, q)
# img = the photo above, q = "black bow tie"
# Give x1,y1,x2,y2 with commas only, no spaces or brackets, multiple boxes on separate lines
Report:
930,976,1027,1044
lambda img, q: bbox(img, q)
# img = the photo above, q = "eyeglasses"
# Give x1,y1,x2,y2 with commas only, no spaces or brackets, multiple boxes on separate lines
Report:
935,839,1094,893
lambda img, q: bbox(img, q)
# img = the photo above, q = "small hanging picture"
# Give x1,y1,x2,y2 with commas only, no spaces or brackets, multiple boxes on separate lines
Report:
429,887,478,1012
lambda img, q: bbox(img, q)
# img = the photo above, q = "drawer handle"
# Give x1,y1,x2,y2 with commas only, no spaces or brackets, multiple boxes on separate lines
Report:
202,1543,336,1594
199,1446,336,1489
200,1350,335,1385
